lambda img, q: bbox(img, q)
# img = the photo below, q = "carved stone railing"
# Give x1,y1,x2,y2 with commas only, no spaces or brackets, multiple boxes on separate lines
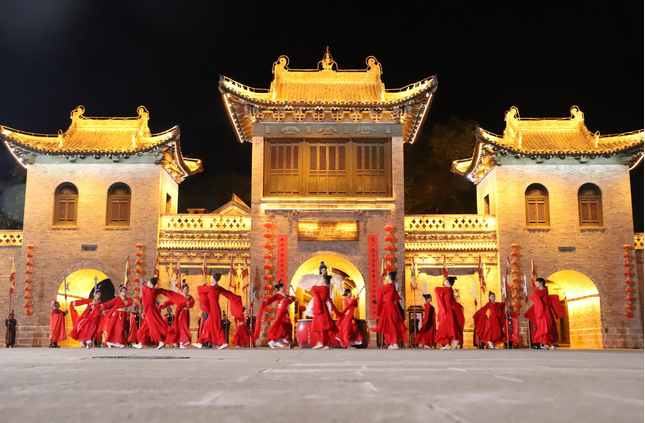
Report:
158,215,251,251
160,215,251,231
635,233,644,250
405,215,496,232
0,231,22,247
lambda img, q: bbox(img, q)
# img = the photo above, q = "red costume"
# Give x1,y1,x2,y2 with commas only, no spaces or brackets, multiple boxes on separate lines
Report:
414,303,436,347
505,310,519,346
254,292,283,342
137,285,174,345
371,284,407,345
69,299,104,343
161,291,195,345
473,301,506,345
524,288,564,345
266,295,295,344
103,296,134,346
434,286,465,345
49,309,67,344
197,285,243,346
311,285,339,346
336,296,362,348
232,317,252,347
128,311,139,344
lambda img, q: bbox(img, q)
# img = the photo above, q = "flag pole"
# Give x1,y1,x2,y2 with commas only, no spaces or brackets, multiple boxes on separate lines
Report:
64,275,69,348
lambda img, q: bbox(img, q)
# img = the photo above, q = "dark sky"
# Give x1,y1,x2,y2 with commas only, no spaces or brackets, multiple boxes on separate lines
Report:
0,2,642,229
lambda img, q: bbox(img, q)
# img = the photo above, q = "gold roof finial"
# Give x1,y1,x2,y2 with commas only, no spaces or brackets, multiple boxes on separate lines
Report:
319,46,336,71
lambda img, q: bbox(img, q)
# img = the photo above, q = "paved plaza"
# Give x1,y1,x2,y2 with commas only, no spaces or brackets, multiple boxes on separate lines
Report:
0,348,642,423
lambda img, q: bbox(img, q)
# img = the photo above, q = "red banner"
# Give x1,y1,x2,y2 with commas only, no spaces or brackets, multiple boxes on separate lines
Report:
277,235,288,286
368,235,379,319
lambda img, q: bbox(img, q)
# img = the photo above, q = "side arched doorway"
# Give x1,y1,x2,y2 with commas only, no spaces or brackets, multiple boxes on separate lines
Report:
55,269,115,347
546,270,602,349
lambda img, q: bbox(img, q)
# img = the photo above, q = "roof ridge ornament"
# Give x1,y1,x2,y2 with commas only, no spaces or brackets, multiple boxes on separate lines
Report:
319,46,337,71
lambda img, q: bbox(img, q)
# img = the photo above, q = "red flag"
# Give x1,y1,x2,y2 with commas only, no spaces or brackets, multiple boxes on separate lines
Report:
442,255,449,278
478,254,487,293
124,256,131,288
530,260,537,291
241,256,250,279
9,258,16,294
153,255,159,278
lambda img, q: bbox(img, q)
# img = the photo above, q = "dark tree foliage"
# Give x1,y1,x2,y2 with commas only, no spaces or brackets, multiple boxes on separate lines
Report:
404,117,479,214
0,166,26,229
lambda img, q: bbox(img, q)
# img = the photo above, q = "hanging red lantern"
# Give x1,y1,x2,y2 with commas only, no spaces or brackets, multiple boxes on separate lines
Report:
23,303,31,308
263,233,273,239
624,271,633,276
134,277,141,283
625,296,633,301
511,269,520,275
384,245,393,251
25,309,33,316
135,260,143,266
625,312,633,318
24,286,32,292
263,222,273,229
26,253,33,258
384,254,394,261
263,253,273,260
623,262,631,267
263,274,273,281
511,302,520,308
263,314,272,323
384,235,394,242
133,294,140,300
23,294,32,300
24,278,32,284
625,287,633,293
263,263,273,270
510,244,519,249
263,284,273,291
26,245,34,250
622,244,631,250
134,268,142,274
626,305,634,310
263,293,271,300
25,261,33,267
385,265,394,272
384,224,393,232
25,269,33,275
623,253,632,259
263,242,274,249
135,251,143,257
510,261,518,266
625,279,633,285
512,277,520,283
135,243,143,249
265,306,273,313
510,251,518,257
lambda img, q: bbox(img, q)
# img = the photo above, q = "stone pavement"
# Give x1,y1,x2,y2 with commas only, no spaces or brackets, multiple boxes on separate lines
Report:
0,347,642,423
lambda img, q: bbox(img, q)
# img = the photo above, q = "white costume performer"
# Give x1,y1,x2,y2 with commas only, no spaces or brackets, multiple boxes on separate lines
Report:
297,266,343,318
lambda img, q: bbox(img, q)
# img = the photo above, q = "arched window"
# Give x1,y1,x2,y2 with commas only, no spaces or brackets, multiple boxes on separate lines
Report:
106,183,131,226
525,184,549,227
54,183,78,225
578,183,602,227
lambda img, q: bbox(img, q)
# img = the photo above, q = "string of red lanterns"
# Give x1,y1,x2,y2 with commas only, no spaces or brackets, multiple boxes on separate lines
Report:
622,244,634,319
132,243,144,306
23,244,35,316
262,222,274,323
509,244,521,311
383,224,394,273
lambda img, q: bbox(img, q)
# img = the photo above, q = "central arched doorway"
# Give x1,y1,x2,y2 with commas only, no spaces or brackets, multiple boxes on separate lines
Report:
546,270,602,349
55,269,115,347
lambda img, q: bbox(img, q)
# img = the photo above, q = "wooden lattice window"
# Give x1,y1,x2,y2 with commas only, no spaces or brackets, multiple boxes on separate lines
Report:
525,184,549,227
107,183,131,226
307,141,347,196
54,183,78,226
265,141,301,196
355,140,390,196
578,183,602,227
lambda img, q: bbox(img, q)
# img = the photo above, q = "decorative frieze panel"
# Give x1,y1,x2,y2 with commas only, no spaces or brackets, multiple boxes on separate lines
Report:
160,215,250,231
0,231,22,247
405,215,496,232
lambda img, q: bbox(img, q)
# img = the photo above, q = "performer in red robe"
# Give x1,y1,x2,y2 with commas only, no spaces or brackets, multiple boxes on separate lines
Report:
194,273,244,349
254,282,286,345
128,307,140,346
336,288,362,349
505,306,519,348
473,292,506,349
371,271,407,350
266,283,296,348
103,285,133,349
524,277,564,349
161,282,195,348
435,276,465,349
69,289,105,348
232,307,253,348
414,293,436,349
133,277,174,349
49,301,67,348
311,275,340,349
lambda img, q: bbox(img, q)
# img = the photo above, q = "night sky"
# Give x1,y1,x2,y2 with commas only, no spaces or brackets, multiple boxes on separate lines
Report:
0,2,642,229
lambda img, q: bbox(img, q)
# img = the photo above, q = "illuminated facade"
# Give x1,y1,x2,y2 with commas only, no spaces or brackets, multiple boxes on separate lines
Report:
0,51,643,349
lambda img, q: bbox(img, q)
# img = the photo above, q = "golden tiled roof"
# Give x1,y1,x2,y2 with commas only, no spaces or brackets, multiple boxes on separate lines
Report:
220,48,437,144
452,106,644,184
1,106,203,182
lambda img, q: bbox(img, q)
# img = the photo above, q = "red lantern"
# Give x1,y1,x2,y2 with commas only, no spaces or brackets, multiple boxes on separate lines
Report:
511,269,520,275
135,260,143,266
623,253,632,259
265,306,273,313
299,305,307,312
626,305,634,310
384,245,394,251
24,286,32,291
263,274,273,281
263,243,274,249
384,224,393,232
133,294,140,300
384,235,394,242
510,261,518,266
263,314,272,323
24,278,32,284
135,251,143,257
625,296,633,301
135,268,142,274
511,302,520,308
625,279,633,285
263,222,273,229
510,244,519,249
263,253,273,260
25,269,33,275
510,251,518,257
25,309,33,316
385,265,394,272
622,244,631,250
134,277,141,283
512,294,519,299
263,284,273,291
263,233,273,239
623,262,631,267
263,294,271,300
23,294,32,300
23,303,30,308
263,263,273,270
26,245,34,250
625,287,633,293
512,277,520,283
25,261,33,267
384,254,394,261
26,253,33,258
624,271,632,276
625,312,633,318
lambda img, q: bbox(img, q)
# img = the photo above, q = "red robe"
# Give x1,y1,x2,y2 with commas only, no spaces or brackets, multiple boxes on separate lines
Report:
505,311,519,346
161,292,195,344
473,301,506,344
311,286,339,345
197,285,243,345
232,317,252,347
49,309,67,343
414,303,436,347
137,286,174,345
104,296,133,345
69,299,104,342
371,284,407,344
254,292,284,342
266,296,295,343
337,297,362,348
524,288,564,345
128,312,139,344
434,286,465,345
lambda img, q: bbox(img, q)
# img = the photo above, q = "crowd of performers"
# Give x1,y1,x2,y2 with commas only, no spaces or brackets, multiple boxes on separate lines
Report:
44,261,564,350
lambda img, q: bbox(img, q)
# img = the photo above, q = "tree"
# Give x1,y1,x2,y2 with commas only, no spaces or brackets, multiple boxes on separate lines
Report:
404,117,478,214
0,165,26,229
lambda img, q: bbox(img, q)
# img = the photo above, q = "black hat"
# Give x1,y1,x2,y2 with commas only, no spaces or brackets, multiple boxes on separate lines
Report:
275,281,284,290
149,277,159,286
422,294,431,300
119,284,126,291
446,276,457,286
319,261,327,269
